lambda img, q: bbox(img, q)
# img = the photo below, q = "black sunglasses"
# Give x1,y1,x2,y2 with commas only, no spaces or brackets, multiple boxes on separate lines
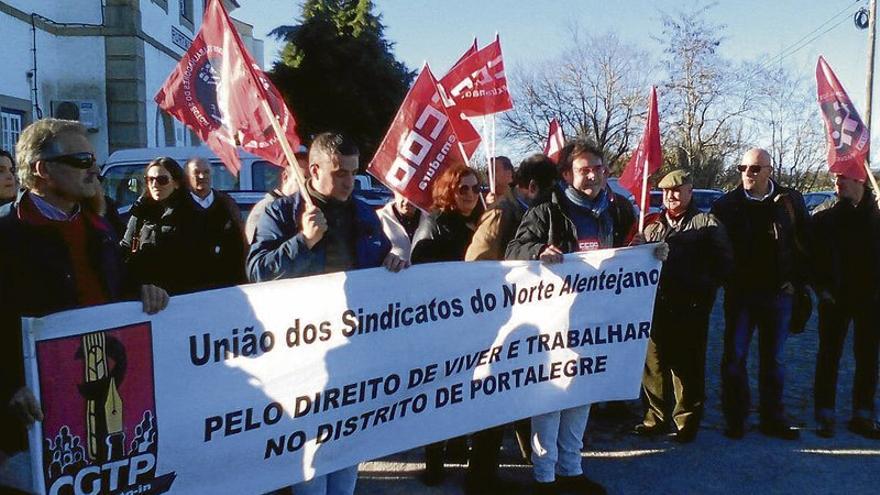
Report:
145,175,172,186
457,184,481,195
43,152,96,169
737,164,768,173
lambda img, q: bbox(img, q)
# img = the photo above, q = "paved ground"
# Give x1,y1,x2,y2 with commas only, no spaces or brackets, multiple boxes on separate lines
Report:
355,293,880,494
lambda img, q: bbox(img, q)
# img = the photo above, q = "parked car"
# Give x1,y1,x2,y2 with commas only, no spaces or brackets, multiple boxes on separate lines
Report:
804,190,836,213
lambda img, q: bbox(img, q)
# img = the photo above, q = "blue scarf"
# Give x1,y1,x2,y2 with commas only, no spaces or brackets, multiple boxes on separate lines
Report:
563,186,615,250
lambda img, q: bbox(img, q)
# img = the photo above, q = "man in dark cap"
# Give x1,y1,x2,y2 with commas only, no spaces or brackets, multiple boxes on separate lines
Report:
634,170,733,443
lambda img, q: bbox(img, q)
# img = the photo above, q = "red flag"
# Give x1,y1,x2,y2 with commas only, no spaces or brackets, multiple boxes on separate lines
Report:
543,118,565,163
368,66,471,211
439,35,513,117
437,39,483,158
619,86,662,214
154,0,300,174
816,56,869,182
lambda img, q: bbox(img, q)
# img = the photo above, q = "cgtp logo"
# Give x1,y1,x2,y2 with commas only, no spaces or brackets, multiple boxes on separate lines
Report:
820,96,869,158
37,324,176,495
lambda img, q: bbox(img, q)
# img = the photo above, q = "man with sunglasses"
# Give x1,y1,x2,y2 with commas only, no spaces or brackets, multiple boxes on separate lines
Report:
0,119,169,493
711,147,810,441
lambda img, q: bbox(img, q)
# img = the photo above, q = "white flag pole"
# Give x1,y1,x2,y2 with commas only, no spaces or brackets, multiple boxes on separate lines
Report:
639,156,649,234
259,99,313,208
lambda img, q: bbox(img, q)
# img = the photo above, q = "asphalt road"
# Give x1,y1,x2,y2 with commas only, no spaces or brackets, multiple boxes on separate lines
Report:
354,294,880,494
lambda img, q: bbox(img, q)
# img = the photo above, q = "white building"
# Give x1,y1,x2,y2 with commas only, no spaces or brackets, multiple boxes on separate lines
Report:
0,0,264,163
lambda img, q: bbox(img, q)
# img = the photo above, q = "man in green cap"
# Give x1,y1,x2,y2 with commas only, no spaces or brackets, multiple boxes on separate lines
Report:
633,169,733,442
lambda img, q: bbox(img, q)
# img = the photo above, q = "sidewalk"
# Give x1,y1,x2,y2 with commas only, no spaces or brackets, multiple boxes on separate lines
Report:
355,297,880,494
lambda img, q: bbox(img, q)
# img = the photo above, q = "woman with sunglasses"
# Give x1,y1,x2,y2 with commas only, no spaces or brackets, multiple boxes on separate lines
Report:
121,157,196,295
410,164,482,486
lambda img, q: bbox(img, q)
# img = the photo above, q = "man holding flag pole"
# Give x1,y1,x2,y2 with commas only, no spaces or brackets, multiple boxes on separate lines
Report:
812,56,880,439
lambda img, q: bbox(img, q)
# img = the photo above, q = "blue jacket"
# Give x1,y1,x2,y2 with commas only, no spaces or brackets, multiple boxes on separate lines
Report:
247,191,391,282
0,190,129,454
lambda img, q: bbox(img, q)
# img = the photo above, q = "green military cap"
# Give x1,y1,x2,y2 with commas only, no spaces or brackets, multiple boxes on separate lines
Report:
657,169,692,189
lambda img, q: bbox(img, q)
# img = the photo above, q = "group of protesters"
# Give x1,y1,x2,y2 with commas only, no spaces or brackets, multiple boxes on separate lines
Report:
1,117,879,495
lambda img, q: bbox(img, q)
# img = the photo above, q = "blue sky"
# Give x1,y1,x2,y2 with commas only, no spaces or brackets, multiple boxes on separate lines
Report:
234,0,875,142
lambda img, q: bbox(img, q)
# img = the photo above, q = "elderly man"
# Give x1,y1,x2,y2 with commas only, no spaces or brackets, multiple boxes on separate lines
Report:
484,155,514,205
184,157,247,290
0,119,168,493
811,168,880,439
711,148,810,440
377,191,421,263
248,133,405,495
634,170,733,443
506,138,641,495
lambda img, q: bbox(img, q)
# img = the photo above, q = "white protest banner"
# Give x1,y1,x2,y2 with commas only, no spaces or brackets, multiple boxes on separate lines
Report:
24,245,660,494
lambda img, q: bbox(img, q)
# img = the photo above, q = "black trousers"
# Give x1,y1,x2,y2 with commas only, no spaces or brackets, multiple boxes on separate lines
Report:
814,299,880,419
642,296,712,432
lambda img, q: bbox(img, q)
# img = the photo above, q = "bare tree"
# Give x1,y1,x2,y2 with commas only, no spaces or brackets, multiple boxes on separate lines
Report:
746,64,829,191
657,5,757,188
501,31,654,172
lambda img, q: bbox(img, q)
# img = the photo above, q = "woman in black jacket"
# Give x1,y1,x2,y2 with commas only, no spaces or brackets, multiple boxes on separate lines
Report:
411,164,481,487
411,164,481,264
121,157,196,295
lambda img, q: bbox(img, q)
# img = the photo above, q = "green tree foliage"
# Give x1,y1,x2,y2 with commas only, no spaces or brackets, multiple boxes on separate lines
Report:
269,0,414,165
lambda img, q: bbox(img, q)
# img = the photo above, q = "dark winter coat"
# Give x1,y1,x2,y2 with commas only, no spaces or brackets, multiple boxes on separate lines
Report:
0,190,129,454
710,181,810,290
411,210,478,263
505,187,636,260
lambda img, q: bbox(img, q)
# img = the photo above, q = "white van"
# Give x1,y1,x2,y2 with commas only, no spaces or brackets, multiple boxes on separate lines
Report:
100,146,283,211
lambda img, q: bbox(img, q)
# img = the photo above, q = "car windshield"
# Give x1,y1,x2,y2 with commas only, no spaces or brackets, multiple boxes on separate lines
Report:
102,161,239,208
692,190,723,211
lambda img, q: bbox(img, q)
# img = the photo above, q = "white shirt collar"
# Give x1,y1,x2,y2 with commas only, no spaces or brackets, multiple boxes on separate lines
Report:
743,180,775,202
190,190,215,209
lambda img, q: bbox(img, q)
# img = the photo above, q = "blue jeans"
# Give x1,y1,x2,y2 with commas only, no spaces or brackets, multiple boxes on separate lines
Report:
293,466,358,495
530,405,591,483
721,289,793,426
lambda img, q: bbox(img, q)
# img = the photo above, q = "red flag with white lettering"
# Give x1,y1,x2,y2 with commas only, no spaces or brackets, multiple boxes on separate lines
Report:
543,118,565,163
154,0,300,174
619,86,662,215
816,56,869,182
438,40,483,158
368,66,470,211
439,35,513,117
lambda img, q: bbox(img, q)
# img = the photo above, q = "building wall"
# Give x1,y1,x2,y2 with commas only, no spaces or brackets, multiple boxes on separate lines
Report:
3,0,102,24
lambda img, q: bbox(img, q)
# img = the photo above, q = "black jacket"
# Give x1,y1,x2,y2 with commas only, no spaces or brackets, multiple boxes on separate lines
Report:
640,204,734,299
0,191,130,454
411,210,477,263
810,192,880,303
505,188,636,260
711,181,810,290
121,190,245,295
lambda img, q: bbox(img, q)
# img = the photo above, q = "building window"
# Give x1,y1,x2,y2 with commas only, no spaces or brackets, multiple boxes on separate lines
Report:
1,110,23,154
151,0,168,12
162,111,176,147
180,0,194,30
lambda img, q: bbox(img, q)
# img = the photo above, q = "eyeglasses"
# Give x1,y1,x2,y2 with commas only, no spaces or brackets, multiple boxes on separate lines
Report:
145,175,172,186
457,184,481,195
737,164,769,173
43,152,96,169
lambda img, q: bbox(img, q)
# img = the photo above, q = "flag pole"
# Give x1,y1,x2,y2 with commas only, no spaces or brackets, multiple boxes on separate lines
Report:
258,99,314,208
639,159,648,233
865,0,880,207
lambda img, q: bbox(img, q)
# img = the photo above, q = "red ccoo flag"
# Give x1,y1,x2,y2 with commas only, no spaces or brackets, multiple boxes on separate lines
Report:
543,118,565,163
154,0,300,174
439,35,513,117
368,65,472,211
816,56,869,182
438,39,483,158
619,86,662,217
